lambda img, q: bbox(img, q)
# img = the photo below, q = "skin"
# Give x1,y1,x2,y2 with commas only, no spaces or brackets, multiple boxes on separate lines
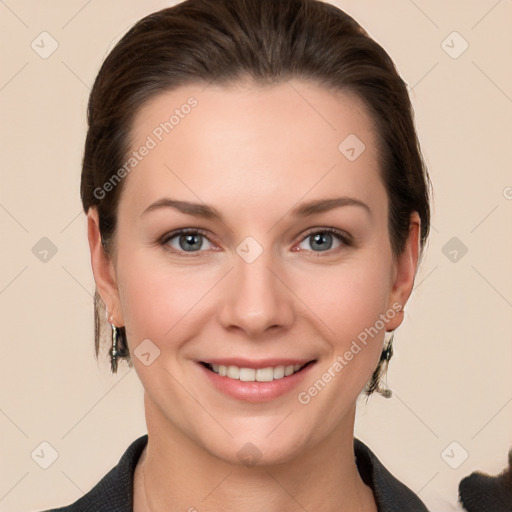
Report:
88,79,420,511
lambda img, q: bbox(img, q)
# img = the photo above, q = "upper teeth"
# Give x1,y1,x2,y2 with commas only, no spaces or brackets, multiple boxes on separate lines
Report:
211,364,304,382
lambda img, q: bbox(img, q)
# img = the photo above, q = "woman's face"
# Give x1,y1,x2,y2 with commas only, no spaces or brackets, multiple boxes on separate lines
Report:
89,80,419,465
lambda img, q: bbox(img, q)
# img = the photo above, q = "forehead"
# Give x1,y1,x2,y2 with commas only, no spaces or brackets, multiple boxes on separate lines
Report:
120,80,383,216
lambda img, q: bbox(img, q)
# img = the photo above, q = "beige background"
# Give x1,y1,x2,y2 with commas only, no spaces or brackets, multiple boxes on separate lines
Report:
1,1,511,511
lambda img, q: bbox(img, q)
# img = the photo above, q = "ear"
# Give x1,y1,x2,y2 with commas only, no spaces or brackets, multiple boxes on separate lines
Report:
87,208,124,326
385,212,421,331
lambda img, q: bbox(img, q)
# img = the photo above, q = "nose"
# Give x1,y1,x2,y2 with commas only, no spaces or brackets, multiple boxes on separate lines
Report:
217,244,295,338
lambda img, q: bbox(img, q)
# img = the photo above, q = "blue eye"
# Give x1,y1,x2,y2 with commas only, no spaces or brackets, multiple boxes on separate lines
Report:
160,227,351,256
297,228,350,253
162,229,214,253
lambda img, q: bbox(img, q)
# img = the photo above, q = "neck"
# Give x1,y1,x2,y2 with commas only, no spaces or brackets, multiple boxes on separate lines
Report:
137,393,376,512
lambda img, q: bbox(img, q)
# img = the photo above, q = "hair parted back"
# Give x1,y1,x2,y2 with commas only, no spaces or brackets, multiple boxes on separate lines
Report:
81,0,431,394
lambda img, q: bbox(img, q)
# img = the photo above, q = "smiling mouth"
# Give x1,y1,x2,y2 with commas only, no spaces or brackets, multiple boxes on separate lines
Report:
200,361,316,382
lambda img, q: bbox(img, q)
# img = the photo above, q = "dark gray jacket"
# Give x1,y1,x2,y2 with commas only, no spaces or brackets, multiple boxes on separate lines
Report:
40,435,430,511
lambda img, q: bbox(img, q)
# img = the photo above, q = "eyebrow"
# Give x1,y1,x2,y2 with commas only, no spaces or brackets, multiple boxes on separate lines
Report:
292,197,371,217
141,199,223,220
140,196,371,220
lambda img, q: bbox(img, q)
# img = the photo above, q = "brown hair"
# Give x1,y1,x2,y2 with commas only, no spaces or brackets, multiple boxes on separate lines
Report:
81,0,431,395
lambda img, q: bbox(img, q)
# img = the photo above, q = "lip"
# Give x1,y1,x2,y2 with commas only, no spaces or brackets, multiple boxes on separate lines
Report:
196,359,317,403
200,358,313,369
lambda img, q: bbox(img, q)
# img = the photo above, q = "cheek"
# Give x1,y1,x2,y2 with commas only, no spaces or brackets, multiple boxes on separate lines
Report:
290,260,393,432
292,255,393,342
115,248,221,348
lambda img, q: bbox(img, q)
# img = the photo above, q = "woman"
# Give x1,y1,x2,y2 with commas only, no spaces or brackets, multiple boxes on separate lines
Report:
43,0,431,510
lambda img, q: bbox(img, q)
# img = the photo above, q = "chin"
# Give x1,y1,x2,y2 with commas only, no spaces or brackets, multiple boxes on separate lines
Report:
215,440,304,467
197,422,312,467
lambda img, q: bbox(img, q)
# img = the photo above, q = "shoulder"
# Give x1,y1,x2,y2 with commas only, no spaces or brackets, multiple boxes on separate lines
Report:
38,434,148,512
354,437,430,511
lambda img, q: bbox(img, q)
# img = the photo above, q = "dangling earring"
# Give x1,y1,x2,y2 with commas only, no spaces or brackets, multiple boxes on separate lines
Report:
377,332,394,398
107,312,123,374
110,322,121,374
381,332,394,363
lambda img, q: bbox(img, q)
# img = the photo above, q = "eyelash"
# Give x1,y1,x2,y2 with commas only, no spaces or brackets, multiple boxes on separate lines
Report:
159,227,352,257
